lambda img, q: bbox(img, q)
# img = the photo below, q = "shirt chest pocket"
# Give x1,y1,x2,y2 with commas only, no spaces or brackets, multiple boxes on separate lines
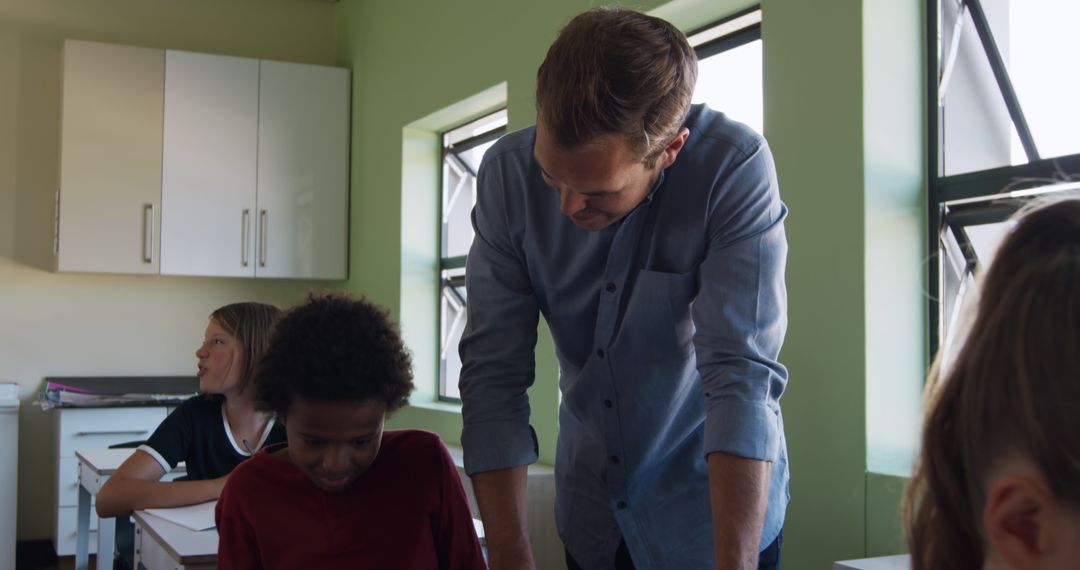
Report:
618,268,698,357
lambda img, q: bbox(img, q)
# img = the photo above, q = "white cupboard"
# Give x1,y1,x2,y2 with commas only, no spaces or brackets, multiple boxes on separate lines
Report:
56,40,164,274
55,41,350,280
255,60,350,279
159,51,260,277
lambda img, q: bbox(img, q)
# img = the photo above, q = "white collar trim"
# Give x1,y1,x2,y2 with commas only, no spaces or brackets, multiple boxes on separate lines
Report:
221,404,277,456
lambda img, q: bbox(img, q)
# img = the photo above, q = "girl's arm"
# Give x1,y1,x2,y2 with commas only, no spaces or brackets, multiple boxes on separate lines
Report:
94,449,228,517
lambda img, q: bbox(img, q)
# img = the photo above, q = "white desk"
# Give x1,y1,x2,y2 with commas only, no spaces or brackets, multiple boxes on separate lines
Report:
133,510,217,570
74,448,185,570
834,554,911,569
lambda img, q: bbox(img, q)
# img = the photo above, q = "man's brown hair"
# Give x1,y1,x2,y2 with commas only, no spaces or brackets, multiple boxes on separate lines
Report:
536,7,697,167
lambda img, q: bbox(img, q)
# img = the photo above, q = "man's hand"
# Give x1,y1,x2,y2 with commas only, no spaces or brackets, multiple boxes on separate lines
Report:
471,466,535,570
708,452,771,569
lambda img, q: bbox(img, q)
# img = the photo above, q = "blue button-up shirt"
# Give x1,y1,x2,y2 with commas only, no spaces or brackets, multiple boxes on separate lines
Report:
459,104,789,570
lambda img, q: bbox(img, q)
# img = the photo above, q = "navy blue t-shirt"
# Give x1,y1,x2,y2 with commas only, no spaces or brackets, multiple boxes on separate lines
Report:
139,395,285,480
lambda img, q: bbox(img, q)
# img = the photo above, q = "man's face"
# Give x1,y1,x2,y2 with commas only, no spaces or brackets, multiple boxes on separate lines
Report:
534,122,665,231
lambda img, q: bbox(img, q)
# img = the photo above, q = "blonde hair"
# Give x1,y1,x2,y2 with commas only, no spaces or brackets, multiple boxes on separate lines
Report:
209,302,282,394
906,198,1080,568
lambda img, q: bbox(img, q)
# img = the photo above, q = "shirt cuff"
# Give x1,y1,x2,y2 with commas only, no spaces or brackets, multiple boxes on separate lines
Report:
137,444,171,474
461,421,539,476
703,399,781,462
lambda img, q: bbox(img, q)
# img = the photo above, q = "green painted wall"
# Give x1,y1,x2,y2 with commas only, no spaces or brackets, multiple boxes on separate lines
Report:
337,0,925,567
765,1,869,565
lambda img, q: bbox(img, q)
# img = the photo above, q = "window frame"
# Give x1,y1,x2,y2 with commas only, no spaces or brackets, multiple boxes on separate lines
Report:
926,0,1080,353
436,111,507,403
687,6,761,58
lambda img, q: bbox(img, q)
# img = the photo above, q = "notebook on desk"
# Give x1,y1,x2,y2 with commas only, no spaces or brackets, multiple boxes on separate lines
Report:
144,500,217,532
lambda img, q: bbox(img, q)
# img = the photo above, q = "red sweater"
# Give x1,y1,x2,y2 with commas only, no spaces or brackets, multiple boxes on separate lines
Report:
215,429,486,569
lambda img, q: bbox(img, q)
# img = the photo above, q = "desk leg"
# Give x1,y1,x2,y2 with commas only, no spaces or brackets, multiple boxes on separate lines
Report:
75,484,90,570
96,516,116,570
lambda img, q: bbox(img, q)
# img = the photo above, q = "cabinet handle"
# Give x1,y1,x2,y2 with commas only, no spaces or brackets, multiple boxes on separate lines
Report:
241,209,251,267
259,209,268,268
74,429,148,437
142,204,155,264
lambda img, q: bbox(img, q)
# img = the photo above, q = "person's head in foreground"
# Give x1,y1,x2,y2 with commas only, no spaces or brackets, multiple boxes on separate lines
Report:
906,198,1080,569
253,293,414,493
533,6,697,231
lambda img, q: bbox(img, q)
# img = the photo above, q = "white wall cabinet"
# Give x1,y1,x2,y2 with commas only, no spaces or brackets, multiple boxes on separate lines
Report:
56,40,164,274
56,41,350,280
254,60,349,279
159,51,260,277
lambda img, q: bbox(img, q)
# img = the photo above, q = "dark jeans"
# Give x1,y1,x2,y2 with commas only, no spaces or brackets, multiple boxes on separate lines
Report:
565,530,782,570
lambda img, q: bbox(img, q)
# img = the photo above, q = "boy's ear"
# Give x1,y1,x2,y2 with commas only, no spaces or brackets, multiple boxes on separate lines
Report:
982,474,1054,568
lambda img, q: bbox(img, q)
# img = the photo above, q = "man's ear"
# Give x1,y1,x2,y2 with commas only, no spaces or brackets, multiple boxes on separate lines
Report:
656,127,690,170
983,474,1053,568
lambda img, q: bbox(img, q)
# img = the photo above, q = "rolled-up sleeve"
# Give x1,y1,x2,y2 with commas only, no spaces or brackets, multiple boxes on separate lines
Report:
458,152,541,476
693,139,789,462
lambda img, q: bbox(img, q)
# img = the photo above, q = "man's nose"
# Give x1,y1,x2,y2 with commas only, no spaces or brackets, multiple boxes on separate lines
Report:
559,188,587,216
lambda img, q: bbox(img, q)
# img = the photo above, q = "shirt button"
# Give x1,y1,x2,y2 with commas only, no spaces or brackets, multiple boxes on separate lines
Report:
617,501,628,510
603,399,613,408
605,282,617,293
596,349,605,358
609,455,620,464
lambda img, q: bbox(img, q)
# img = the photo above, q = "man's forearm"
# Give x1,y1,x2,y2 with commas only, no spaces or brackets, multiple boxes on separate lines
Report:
708,452,771,569
470,465,535,570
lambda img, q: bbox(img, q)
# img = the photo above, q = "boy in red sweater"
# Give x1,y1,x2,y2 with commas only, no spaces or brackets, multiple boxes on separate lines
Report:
215,293,486,569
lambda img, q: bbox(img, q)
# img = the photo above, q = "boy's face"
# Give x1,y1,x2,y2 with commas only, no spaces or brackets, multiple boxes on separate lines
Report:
284,397,386,493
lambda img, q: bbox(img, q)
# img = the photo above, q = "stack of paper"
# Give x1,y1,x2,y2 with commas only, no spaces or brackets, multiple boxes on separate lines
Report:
37,377,197,410
145,501,217,532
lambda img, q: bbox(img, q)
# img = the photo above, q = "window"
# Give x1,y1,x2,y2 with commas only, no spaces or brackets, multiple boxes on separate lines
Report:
438,110,508,401
688,8,763,134
929,0,1080,351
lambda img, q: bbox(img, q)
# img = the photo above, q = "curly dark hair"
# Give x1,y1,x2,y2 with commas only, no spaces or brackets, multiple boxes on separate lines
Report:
253,293,414,417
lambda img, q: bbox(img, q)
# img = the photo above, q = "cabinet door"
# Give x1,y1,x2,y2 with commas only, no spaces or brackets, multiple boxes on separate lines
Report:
255,61,350,279
160,50,259,277
57,40,164,274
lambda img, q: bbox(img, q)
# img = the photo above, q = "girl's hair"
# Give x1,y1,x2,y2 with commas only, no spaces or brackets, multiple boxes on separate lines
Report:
906,198,1080,569
253,293,414,417
209,302,283,394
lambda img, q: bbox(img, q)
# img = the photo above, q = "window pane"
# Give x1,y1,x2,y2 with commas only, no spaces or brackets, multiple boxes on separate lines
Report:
693,39,763,135
1007,1,1080,162
438,109,506,400
938,0,1080,175
443,139,498,259
442,112,508,259
935,182,1080,347
439,267,467,400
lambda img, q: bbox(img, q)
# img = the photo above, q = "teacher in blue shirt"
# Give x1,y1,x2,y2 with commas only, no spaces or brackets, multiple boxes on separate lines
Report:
459,7,789,570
